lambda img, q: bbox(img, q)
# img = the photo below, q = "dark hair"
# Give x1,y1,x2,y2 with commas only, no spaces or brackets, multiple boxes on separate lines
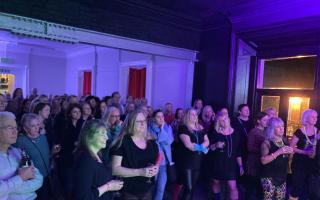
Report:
111,91,120,98
66,103,82,118
152,109,163,118
238,104,249,112
33,103,50,115
175,108,184,119
255,112,268,125
12,88,23,99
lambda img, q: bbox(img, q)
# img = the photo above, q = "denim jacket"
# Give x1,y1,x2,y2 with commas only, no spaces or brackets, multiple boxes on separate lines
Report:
149,122,174,166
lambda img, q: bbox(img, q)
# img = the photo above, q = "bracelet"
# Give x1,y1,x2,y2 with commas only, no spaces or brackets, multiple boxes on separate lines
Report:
271,153,276,160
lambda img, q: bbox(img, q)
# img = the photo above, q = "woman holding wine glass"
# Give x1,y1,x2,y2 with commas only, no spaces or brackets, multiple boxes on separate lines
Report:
110,110,159,200
289,109,318,200
260,117,293,200
73,119,123,200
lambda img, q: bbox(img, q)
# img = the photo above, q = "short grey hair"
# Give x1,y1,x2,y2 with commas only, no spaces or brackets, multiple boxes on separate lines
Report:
0,112,16,127
301,109,317,126
21,113,39,128
264,117,284,141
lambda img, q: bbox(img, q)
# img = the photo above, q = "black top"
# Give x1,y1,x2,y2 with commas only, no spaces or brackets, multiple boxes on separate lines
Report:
231,117,253,166
209,130,241,180
261,141,289,180
110,134,158,195
73,150,113,200
59,119,84,168
292,129,316,172
177,125,206,169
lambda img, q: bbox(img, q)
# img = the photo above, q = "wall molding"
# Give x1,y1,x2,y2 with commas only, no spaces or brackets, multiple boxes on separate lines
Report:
0,12,198,61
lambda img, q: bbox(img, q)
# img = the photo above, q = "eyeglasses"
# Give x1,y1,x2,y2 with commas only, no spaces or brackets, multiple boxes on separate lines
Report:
0,125,18,131
135,120,147,125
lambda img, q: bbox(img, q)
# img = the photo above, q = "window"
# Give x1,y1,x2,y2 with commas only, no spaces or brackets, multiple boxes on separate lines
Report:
258,56,316,89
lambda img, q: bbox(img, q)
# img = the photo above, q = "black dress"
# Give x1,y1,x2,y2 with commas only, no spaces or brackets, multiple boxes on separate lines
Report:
210,130,241,180
177,125,207,170
73,150,113,200
261,141,289,183
110,134,158,196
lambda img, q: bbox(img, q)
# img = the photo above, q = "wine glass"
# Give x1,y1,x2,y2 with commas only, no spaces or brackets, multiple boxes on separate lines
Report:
220,142,225,153
113,176,123,198
146,163,154,184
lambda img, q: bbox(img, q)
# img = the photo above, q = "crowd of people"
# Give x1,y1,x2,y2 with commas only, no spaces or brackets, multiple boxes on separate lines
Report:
1,88,320,200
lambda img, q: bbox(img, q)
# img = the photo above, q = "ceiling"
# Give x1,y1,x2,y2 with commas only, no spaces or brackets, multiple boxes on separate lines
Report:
0,30,91,56
133,0,320,51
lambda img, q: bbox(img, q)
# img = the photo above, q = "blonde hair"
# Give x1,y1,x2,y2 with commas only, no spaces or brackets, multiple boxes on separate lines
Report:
301,109,317,126
183,108,200,130
214,113,231,132
264,117,284,141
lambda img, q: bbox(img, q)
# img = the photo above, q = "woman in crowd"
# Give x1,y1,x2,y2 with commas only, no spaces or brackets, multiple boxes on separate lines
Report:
111,110,159,200
265,107,277,118
246,112,269,200
73,119,123,200
58,103,84,199
171,108,185,141
163,102,175,124
199,105,215,133
0,112,43,199
33,103,56,148
7,88,24,116
217,107,229,117
260,117,293,200
210,113,243,200
15,113,60,199
149,109,174,200
85,95,99,116
121,102,135,121
231,103,253,192
193,99,203,115
95,101,107,119
177,108,209,200
82,102,94,121
17,98,32,122
0,93,8,112
289,109,318,200
103,106,122,144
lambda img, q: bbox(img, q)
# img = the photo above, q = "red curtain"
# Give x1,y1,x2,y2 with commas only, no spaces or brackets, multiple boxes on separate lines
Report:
128,68,146,98
83,71,92,96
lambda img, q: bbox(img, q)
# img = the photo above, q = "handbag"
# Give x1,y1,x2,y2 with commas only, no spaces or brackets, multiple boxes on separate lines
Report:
159,143,176,183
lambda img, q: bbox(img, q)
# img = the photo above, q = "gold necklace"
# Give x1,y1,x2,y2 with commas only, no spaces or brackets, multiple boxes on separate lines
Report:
302,126,317,146
273,139,284,148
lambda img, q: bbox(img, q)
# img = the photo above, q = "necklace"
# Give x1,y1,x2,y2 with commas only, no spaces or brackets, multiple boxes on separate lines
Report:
302,126,317,146
273,139,284,148
226,134,233,158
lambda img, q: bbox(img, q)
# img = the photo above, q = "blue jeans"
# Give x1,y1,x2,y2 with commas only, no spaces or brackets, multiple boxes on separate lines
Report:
154,165,167,200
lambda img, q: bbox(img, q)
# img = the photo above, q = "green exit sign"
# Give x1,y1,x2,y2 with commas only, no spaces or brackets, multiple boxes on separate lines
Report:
1,57,14,64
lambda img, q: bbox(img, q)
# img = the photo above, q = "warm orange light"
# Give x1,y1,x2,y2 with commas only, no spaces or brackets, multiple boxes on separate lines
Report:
290,97,302,106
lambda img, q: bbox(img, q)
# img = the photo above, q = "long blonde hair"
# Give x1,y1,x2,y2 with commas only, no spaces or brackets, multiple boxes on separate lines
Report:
183,108,200,131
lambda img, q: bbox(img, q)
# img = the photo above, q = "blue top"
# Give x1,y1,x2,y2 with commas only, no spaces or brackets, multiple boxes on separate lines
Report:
149,122,174,166
0,147,43,200
15,134,51,177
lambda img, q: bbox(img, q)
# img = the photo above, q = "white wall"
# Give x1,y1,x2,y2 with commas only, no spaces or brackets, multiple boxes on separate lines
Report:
152,56,190,109
29,50,67,95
